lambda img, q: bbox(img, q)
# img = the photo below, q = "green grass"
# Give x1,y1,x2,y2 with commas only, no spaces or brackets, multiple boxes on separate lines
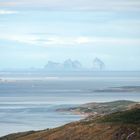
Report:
99,108,140,124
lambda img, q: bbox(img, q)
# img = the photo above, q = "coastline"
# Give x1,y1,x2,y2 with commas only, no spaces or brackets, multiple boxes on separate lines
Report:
0,102,140,140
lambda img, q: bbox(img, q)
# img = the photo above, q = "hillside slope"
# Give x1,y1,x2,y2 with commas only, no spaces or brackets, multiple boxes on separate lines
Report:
1,107,140,140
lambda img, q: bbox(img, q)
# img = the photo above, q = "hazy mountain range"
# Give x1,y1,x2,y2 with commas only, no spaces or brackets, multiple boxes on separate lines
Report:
44,58,105,71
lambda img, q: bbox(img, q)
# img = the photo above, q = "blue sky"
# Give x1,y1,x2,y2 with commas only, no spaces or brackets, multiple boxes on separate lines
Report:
0,0,140,70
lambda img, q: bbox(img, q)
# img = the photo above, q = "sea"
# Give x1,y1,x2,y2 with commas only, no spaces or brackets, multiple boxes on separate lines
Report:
0,71,140,136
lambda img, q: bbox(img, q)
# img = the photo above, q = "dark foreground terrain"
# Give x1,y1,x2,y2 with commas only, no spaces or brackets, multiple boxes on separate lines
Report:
0,103,140,140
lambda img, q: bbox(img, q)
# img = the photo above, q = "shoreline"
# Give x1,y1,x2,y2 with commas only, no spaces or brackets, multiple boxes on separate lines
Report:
0,104,140,140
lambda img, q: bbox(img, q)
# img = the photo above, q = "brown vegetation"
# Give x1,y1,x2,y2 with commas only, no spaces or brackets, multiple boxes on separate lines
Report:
1,107,140,140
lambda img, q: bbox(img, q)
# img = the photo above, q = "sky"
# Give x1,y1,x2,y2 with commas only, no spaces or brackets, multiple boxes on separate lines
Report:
0,0,140,70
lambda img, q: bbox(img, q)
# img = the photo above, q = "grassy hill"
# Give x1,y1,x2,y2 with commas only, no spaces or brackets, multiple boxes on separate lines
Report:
56,100,137,115
1,107,140,140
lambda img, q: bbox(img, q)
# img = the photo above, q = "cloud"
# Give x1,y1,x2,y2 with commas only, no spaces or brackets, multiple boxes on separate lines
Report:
0,34,39,45
0,0,140,11
76,37,91,44
0,10,18,15
0,34,140,47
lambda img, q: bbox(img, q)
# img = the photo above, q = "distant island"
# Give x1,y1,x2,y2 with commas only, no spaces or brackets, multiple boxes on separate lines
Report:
44,58,105,71
44,59,82,71
93,57,105,71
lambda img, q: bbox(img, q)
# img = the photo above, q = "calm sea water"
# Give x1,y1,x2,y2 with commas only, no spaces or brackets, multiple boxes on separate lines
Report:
0,71,140,136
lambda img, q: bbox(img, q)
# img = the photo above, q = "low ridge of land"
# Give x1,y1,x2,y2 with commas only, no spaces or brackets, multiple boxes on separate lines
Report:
56,100,138,116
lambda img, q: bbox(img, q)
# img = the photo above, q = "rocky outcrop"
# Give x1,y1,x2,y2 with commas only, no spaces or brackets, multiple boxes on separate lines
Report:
93,57,105,71
44,59,82,71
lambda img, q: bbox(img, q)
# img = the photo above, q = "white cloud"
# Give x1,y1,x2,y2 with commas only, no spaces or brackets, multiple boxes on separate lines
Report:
76,37,91,44
0,34,140,47
0,10,18,15
0,0,140,11
0,34,39,45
